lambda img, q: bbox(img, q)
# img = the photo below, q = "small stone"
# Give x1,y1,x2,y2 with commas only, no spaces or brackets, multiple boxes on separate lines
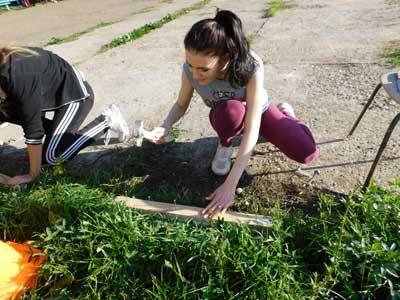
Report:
236,187,244,195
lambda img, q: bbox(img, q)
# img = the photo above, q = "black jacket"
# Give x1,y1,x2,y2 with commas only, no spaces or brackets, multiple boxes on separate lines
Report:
0,47,89,144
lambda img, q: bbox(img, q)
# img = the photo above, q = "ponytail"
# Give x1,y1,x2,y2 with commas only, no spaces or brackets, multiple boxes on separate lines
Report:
184,9,255,88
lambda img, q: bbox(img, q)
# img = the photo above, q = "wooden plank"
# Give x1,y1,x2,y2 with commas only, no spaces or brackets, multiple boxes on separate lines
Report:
115,196,273,228
0,173,10,185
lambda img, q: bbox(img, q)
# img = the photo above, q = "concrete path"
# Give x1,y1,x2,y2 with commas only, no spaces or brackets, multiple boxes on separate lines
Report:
46,0,204,64
253,0,400,191
1,0,160,46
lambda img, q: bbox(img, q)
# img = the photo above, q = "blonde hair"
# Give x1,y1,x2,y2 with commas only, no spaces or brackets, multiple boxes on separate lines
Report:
0,46,38,109
1,46,38,116
0,45,38,66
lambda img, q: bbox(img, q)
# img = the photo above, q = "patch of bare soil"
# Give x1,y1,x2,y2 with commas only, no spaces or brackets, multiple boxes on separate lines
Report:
0,136,346,215
65,140,346,215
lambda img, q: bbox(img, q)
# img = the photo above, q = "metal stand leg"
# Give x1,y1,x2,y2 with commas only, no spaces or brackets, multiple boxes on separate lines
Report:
363,112,400,191
348,83,382,137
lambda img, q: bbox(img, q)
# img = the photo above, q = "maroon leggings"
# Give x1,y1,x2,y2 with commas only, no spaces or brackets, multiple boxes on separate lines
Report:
209,100,318,164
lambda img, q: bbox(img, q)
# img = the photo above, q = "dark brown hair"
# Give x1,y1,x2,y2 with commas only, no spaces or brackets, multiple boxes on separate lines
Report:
184,10,255,88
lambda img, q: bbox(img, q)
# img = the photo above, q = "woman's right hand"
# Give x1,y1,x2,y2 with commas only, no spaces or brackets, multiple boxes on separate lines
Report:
7,174,35,187
148,126,170,144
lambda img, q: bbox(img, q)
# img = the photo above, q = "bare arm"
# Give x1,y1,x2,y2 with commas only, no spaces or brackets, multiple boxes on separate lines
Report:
7,143,42,186
28,143,42,177
149,71,194,144
226,69,264,185
162,70,194,129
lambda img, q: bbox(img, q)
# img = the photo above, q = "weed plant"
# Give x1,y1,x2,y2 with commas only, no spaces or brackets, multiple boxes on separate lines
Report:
47,22,113,46
100,0,211,52
383,42,400,67
264,0,295,18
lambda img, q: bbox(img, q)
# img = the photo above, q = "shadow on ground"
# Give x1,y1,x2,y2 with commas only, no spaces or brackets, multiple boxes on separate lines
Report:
71,138,349,214
0,136,371,215
2,136,399,215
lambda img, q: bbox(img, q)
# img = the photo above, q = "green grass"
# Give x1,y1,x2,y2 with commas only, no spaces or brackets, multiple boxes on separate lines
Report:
0,4,21,15
168,126,186,141
100,0,211,53
264,0,295,18
46,22,114,46
383,42,400,67
0,165,399,299
247,33,257,44
385,0,400,5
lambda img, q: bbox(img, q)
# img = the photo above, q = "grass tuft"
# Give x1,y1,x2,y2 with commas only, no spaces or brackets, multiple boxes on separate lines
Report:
383,41,400,67
100,0,211,53
247,33,257,44
46,22,114,46
264,0,295,18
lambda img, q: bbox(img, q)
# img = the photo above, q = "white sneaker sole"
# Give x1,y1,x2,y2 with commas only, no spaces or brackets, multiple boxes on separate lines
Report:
211,160,232,176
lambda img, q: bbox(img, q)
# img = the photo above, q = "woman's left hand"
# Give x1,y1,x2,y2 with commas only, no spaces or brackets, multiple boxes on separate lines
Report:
202,181,236,218
7,174,35,187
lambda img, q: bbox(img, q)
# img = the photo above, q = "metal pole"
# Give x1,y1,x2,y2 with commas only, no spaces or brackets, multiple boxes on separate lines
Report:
363,112,400,191
348,83,382,137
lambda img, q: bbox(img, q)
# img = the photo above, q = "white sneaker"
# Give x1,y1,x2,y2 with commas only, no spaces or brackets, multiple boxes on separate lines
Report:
211,142,233,176
277,102,295,118
102,104,130,143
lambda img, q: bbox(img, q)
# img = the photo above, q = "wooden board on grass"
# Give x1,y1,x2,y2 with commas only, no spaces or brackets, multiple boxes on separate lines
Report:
115,196,273,228
0,173,10,185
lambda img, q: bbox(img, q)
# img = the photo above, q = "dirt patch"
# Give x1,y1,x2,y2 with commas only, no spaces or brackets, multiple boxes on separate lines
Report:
55,139,344,215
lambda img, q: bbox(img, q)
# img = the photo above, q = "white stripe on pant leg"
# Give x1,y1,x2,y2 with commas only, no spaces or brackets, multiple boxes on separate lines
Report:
46,102,80,164
60,124,108,161
72,66,89,97
45,102,80,164
60,121,108,161
46,103,78,164
46,103,79,164
60,120,109,161
59,118,110,160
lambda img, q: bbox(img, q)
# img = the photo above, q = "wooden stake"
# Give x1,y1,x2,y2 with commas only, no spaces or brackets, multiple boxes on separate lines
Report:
115,196,273,228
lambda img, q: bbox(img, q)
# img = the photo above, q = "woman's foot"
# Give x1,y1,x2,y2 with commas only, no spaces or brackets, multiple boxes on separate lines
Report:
102,104,130,142
211,142,233,176
277,102,295,118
